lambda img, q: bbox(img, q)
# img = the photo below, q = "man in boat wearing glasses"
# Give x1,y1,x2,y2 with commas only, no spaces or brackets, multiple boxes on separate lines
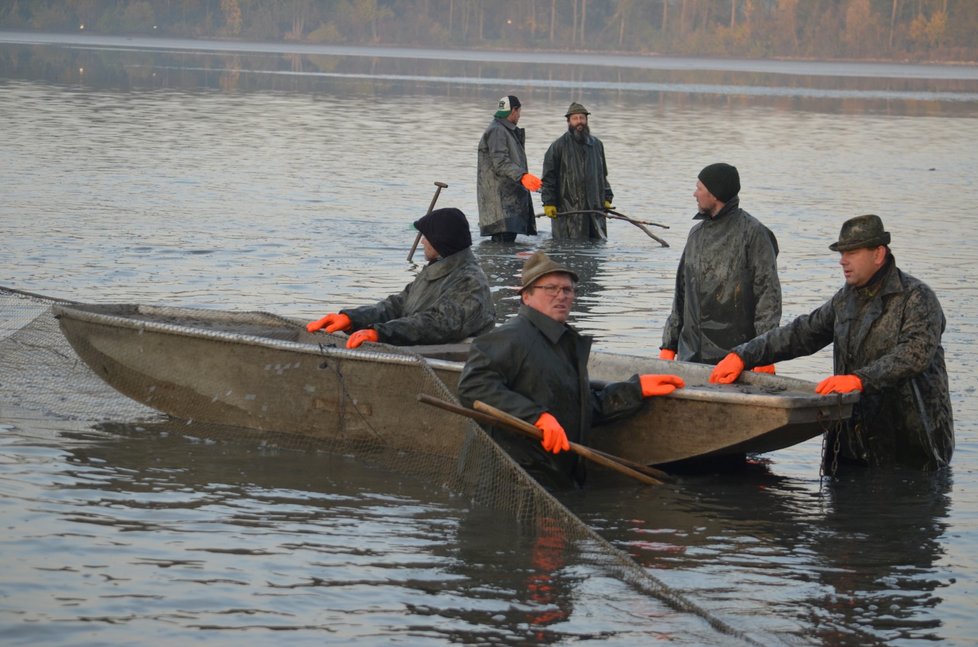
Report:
458,251,685,488
709,215,953,471
306,207,495,349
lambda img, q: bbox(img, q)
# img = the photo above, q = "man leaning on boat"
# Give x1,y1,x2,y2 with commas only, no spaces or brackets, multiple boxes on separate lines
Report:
306,207,495,348
457,251,685,489
709,215,953,472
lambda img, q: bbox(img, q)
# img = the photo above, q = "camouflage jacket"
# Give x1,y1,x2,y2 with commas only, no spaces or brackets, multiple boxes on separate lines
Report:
734,256,954,470
476,117,537,237
458,304,646,487
342,247,495,345
662,198,782,364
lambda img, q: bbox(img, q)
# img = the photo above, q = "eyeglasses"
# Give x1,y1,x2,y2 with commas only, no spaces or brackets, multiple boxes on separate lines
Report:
532,284,576,296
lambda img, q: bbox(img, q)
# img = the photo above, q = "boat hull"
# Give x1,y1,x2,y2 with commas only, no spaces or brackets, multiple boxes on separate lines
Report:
53,303,857,467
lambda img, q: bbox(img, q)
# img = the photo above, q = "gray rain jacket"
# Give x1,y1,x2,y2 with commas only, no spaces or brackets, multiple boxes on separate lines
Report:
541,130,613,240
341,247,495,345
476,117,537,237
458,304,646,487
734,256,953,471
662,198,782,364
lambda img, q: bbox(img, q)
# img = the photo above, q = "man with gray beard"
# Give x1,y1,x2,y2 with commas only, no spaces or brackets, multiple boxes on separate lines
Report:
541,102,614,241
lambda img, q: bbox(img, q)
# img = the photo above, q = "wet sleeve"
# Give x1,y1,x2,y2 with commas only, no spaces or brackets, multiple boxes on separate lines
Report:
541,142,559,206
487,127,526,183
661,251,686,351
371,272,494,346
750,226,782,335
342,285,409,330
736,297,836,368
457,336,543,424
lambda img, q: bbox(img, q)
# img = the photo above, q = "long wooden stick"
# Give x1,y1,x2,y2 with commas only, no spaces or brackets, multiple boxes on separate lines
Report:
407,181,448,262
535,209,668,228
418,393,672,481
535,210,669,247
471,400,664,485
417,394,665,485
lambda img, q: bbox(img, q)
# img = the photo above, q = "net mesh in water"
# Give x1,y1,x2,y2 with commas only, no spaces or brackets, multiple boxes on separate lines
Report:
0,286,757,644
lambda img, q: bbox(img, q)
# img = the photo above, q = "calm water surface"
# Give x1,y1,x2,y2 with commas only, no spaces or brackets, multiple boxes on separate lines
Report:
2,34,978,645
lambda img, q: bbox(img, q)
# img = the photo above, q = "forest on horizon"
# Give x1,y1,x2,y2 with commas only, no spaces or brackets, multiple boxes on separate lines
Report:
2,0,977,64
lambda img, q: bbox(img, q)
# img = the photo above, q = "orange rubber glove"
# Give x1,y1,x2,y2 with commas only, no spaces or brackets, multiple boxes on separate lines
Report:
815,374,863,395
346,328,379,349
659,348,676,361
752,364,776,375
543,205,557,218
709,352,745,384
306,312,352,334
521,173,542,192
535,412,569,454
639,374,685,397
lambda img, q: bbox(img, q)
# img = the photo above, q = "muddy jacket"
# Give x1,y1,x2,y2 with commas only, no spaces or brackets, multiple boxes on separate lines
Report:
341,247,495,345
734,257,953,470
541,130,613,240
662,198,781,364
458,304,646,487
476,117,537,237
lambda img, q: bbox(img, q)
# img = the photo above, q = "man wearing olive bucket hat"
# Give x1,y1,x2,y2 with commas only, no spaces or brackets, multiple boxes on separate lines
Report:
541,102,614,241
458,251,685,488
710,215,953,471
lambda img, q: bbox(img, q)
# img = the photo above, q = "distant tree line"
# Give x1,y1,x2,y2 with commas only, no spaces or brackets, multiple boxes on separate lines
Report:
2,0,976,62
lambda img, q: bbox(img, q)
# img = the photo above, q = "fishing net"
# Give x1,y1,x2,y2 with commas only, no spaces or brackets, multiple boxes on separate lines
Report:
0,286,757,644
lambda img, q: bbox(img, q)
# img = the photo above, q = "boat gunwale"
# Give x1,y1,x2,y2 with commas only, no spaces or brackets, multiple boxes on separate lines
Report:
52,302,463,374
53,302,858,412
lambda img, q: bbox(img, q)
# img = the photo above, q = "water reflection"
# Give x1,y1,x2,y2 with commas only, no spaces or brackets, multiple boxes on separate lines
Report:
2,36,977,117
806,470,952,645
474,237,609,323
569,463,953,644
3,33,977,646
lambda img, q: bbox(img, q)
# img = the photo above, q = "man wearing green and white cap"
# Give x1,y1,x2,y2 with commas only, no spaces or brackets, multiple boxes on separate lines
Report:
477,95,541,243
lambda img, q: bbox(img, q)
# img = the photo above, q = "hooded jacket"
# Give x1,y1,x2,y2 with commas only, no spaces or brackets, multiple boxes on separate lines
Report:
734,257,953,470
342,247,495,345
662,197,782,364
476,117,537,237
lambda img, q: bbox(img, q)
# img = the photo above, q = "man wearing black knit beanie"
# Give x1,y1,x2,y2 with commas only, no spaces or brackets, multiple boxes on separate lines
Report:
305,208,495,349
659,163,782,371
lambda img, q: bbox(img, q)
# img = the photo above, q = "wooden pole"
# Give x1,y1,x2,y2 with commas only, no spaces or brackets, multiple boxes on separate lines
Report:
414,394,665,485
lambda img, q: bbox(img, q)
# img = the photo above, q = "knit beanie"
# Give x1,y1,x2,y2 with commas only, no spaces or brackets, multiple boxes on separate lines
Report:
698,163,741,203
413,208,472,258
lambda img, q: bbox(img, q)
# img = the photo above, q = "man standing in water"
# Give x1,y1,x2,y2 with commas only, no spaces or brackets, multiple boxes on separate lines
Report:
458,251,684,488
306,208,495,348
477,95,541,242
710,214,953,471
660,162,781,371
541,102,614,241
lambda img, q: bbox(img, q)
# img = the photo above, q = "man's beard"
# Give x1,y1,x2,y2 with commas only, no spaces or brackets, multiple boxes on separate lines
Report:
569,122,590,143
